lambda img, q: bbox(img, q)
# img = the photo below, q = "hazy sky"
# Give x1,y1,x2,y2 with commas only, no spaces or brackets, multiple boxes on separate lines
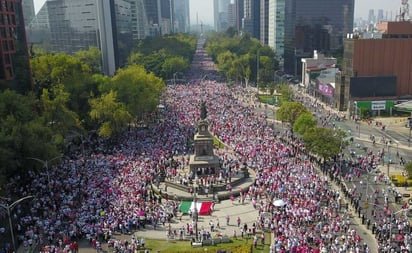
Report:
33,0,399,26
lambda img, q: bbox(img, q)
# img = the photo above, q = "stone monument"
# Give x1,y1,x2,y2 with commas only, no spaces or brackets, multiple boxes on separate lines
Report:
189,101,221,178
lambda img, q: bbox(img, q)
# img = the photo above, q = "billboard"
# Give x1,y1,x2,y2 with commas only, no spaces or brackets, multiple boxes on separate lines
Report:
350,76,397,98
318,83,334,97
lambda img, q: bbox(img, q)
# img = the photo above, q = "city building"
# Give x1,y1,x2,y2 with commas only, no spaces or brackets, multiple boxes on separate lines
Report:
234,0,244,32
159,0,173,34
0,0,32,93
242,0,260,39
280,0,354,76
143,0,161,36
227,2,236,29
260,0,269,45
22,0,35,26
27,0,134,76
213,0,230,32
173,0,190,33
130,0,148,40
368,9,375,24
334,21,412,114
268,0,285,68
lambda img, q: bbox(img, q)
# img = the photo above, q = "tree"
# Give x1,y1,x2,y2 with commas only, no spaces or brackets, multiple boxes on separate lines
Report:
40,84,81,146
278,84,293,106
303,127,344,161
293,112,317,136
89,90,132,138
217,51,235,81
130,34,196,79
110,65,165,122
276,101,308,125
74,46,102,74
31,53,91,90
0,90,60,187
161,56,189,79
232,54,251,86
31,52,96,122
405,162,412,179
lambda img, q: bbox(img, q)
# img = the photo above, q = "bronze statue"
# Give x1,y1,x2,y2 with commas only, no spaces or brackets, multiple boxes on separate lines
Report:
200,101,207,120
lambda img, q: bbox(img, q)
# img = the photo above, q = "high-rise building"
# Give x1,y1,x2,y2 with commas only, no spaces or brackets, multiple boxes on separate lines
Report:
144,0,161,36
22,0,35,26
227,2,237,29
213,0,230,32
160,0,173,34
0,0,32,93
268,0,354,75
129,0,148,40
377,9,384,22
335,21,412,111
29,0,133,76
268,0,285,68
260,0,269,45
235,0,244,32
368,9,375,24
242,0,260,39
173,0,190,33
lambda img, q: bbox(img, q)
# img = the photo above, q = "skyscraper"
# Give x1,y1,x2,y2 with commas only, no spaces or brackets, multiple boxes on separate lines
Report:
0,0,32,93
268,0,285,68
377,9,384,22
173,0,190,33
260,0,269,45
213,0,231,32
242,0,260,39
129,0,148,40
268,0,354,75
144,0,161,36
368,9,375,24
22,0,35,26
30,0,133,76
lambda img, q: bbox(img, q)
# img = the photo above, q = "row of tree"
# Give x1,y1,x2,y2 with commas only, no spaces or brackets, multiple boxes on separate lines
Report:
0,34,196,188
205,31,278,89
276,90,346,161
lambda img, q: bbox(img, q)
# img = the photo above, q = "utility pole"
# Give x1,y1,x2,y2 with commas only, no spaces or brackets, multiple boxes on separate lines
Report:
257,49,260,96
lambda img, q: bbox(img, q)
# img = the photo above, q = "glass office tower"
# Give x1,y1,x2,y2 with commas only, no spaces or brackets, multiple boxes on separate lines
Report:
283,0,354,75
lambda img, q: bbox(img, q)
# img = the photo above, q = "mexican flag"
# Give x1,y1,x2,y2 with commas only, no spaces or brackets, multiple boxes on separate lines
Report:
179,201,214,215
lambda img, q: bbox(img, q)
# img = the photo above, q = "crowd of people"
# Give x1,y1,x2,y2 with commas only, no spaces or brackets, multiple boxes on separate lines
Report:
1,39,410,253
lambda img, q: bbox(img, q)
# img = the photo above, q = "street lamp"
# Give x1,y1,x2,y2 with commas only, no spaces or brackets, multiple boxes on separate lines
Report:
27,155,62,189
173,72,177,86
0,196,34,252
389,209,407,249
386,144,391,180
193,176,199,242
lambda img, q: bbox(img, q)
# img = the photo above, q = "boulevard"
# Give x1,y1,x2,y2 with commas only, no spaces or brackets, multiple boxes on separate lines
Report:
2,37,411,253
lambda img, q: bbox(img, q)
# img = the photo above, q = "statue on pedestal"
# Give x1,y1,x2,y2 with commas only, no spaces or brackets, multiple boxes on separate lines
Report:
200,101,207,120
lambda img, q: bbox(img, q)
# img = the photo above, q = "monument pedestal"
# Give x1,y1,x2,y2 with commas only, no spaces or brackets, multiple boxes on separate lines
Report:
189,119,221,178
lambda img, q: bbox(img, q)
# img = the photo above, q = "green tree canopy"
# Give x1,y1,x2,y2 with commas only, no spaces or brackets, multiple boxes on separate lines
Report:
40,84,81,146
206,32,278,84
161,56,189,79
130,34,196,79
405,162,412,179
110,65,165,121
74,46,102,74
278,84,293,106
303,127,345,161
276,101,308,125
0,90,60,186
293,112,317,136
89,90,132,138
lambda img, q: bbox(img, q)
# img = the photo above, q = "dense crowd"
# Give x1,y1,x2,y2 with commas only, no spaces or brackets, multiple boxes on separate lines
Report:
1,82,375,253
2,41,410,253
